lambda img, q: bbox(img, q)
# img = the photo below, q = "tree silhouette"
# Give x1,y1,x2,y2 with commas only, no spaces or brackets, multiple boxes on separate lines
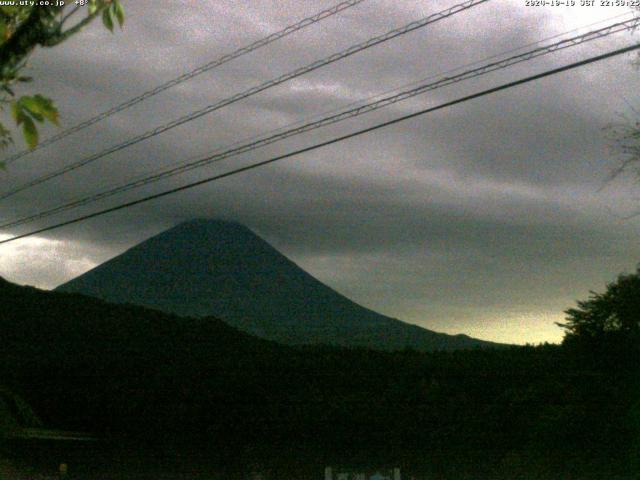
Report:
558,265,640,349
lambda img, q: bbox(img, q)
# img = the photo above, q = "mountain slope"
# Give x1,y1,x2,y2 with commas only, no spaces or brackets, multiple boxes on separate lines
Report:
56,219,500,350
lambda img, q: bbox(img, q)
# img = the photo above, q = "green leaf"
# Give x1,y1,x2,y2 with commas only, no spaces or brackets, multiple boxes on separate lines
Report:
41,108,59,126
29,111,44,123
22,115,37,149
18,95,59,125
35,95,59,125
33,94,53,106
102,7,114,32
20,96,43,115
113,1,124,27
88,0,98,15
11,101,22,124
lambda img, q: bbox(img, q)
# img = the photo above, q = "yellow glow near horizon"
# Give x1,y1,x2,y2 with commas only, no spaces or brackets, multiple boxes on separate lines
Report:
470,311,566,345
409,309,567,346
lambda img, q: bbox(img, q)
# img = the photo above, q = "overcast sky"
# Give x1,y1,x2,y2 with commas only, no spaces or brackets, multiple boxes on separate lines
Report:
1,0,640,344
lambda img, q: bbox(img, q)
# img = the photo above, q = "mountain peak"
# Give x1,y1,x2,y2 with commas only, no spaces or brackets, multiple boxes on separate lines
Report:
156,218,257,244
176,217,247,230
57,220,501,351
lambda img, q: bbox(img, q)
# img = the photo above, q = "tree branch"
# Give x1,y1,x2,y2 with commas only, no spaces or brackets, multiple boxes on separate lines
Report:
44,8,103,47
59,5,82,28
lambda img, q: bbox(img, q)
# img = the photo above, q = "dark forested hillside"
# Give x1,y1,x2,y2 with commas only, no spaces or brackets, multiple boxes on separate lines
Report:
1,276,638,479
56,219,501,351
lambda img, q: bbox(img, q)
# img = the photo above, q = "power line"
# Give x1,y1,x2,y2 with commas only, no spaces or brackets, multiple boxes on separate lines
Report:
1,0,368,166
2,16,637,229
0,0,490,201
1,42,637,246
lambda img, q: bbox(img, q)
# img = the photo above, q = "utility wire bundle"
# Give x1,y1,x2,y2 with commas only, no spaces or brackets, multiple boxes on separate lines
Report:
1,0,368,166
1,0,637,245
0,0,490,201
2,15,637,231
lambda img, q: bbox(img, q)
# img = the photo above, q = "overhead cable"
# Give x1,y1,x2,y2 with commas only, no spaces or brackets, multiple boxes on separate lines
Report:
0,0,490,201
1,42,637,245
2,16,637,229
1,0,368,166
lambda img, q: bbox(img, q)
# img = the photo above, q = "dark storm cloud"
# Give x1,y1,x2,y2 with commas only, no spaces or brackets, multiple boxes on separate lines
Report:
1,0,639,343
